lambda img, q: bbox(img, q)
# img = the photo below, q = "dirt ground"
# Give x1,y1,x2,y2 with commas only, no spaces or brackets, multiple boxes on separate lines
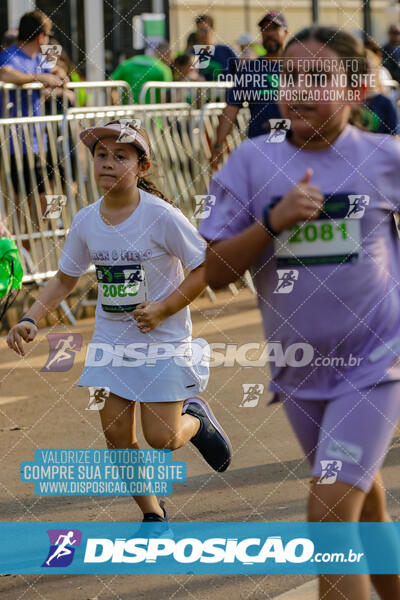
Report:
1,288,399,599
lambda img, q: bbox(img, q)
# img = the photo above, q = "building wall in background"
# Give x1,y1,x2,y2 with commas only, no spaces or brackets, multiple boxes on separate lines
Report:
169,0,398,56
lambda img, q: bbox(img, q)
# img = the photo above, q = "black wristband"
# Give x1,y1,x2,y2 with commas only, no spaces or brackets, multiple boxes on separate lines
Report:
18,317,38,327
262,205,279,237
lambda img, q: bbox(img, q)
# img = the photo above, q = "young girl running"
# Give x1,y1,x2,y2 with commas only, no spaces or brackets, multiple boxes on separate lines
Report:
7,119,231,530
200,26,400,600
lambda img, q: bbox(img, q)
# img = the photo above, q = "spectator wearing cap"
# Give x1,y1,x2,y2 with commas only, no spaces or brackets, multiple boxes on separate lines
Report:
382,24,400,83
210,10,288,171
191,14,237,81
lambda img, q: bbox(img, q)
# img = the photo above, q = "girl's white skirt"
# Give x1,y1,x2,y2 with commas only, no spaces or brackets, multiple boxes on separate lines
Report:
78,337,210,403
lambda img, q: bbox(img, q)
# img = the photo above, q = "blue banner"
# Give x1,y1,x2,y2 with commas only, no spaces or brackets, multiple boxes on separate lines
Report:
1,522,400,574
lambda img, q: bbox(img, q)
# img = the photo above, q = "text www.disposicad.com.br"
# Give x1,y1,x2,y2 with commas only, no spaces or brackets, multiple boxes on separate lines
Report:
38,481,166,494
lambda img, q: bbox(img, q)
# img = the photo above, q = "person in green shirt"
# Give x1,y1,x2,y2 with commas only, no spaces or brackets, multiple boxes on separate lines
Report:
110,42,172,104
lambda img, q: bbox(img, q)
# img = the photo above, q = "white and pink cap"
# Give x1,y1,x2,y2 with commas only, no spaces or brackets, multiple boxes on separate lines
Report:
80,122,151,159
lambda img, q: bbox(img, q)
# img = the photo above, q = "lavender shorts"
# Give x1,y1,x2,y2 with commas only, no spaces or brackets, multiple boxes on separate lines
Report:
280,381,400,493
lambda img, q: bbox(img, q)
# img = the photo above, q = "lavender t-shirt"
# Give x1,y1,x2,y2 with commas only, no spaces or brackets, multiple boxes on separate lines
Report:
199,125,400,400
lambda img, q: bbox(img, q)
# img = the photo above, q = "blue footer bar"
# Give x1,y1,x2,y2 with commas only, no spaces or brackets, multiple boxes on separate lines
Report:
1,522,400,574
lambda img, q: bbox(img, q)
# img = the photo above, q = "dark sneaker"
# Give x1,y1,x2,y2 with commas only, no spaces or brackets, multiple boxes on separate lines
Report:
182,397,232,472
133,501,173,539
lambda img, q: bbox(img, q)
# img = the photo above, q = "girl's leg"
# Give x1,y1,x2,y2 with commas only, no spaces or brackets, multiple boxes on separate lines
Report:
141,398,232,473
283,396,369,597
311,381,400,600
99,391,163,518
308,480,370,600
360,471,400,599
140,400,199,450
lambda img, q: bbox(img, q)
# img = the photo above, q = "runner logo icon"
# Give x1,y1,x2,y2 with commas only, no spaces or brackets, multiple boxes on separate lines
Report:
317,460,343,485
193,195,216,220
123,268,143,295
117,118,141,143
86,387,110,410
39,44,62,70
345,195,370,219
41,334,82,372
192,45,216,69
42,529,82,567
240,383,264,407
266,119,291,143
274,270,299,294
43,195,67,219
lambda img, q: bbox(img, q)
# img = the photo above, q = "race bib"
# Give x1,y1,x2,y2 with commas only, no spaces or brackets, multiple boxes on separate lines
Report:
274,194,363,266
96,264,147,313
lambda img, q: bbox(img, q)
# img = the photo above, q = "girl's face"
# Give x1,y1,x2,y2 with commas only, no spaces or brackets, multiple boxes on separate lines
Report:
279,40,362,145
93,137,149,192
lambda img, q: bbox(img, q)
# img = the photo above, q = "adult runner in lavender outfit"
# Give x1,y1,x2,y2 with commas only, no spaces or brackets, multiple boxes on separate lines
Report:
201,26,400,600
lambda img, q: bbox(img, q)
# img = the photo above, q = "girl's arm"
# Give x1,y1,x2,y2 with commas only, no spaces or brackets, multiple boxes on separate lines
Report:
133,264,206,334
205,220,272,290
162,263,206,317
7,271,80,356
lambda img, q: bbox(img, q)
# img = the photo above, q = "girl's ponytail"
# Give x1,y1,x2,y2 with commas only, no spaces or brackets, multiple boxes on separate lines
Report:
137,176,175,206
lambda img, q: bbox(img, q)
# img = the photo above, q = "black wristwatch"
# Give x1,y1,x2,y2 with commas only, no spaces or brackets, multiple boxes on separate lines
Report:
262,204,280,237
18,317,38,327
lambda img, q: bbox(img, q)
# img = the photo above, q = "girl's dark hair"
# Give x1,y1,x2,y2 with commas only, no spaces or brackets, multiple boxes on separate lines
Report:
283,26,368,128
105,120,174,205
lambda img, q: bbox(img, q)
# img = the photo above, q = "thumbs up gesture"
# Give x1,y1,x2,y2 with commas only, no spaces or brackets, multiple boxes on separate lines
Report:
268,168,324,234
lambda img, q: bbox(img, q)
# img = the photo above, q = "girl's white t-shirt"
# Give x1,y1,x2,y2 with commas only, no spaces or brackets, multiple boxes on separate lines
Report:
59,190,206,346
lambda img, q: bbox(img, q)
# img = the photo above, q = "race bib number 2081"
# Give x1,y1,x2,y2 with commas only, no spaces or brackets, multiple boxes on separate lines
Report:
96,264,147,313
273,193,363,266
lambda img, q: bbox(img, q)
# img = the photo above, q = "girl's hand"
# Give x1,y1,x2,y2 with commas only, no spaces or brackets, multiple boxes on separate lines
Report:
132,302,169,333
269,169,324,233
7,322,38,356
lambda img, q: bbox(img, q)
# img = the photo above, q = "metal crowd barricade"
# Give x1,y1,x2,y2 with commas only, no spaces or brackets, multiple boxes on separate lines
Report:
193,102,255,295
138,80,234,107
0,80,133,118
48,80,133,115
0,113,78,322
191,101,250,193
0,82,45,118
